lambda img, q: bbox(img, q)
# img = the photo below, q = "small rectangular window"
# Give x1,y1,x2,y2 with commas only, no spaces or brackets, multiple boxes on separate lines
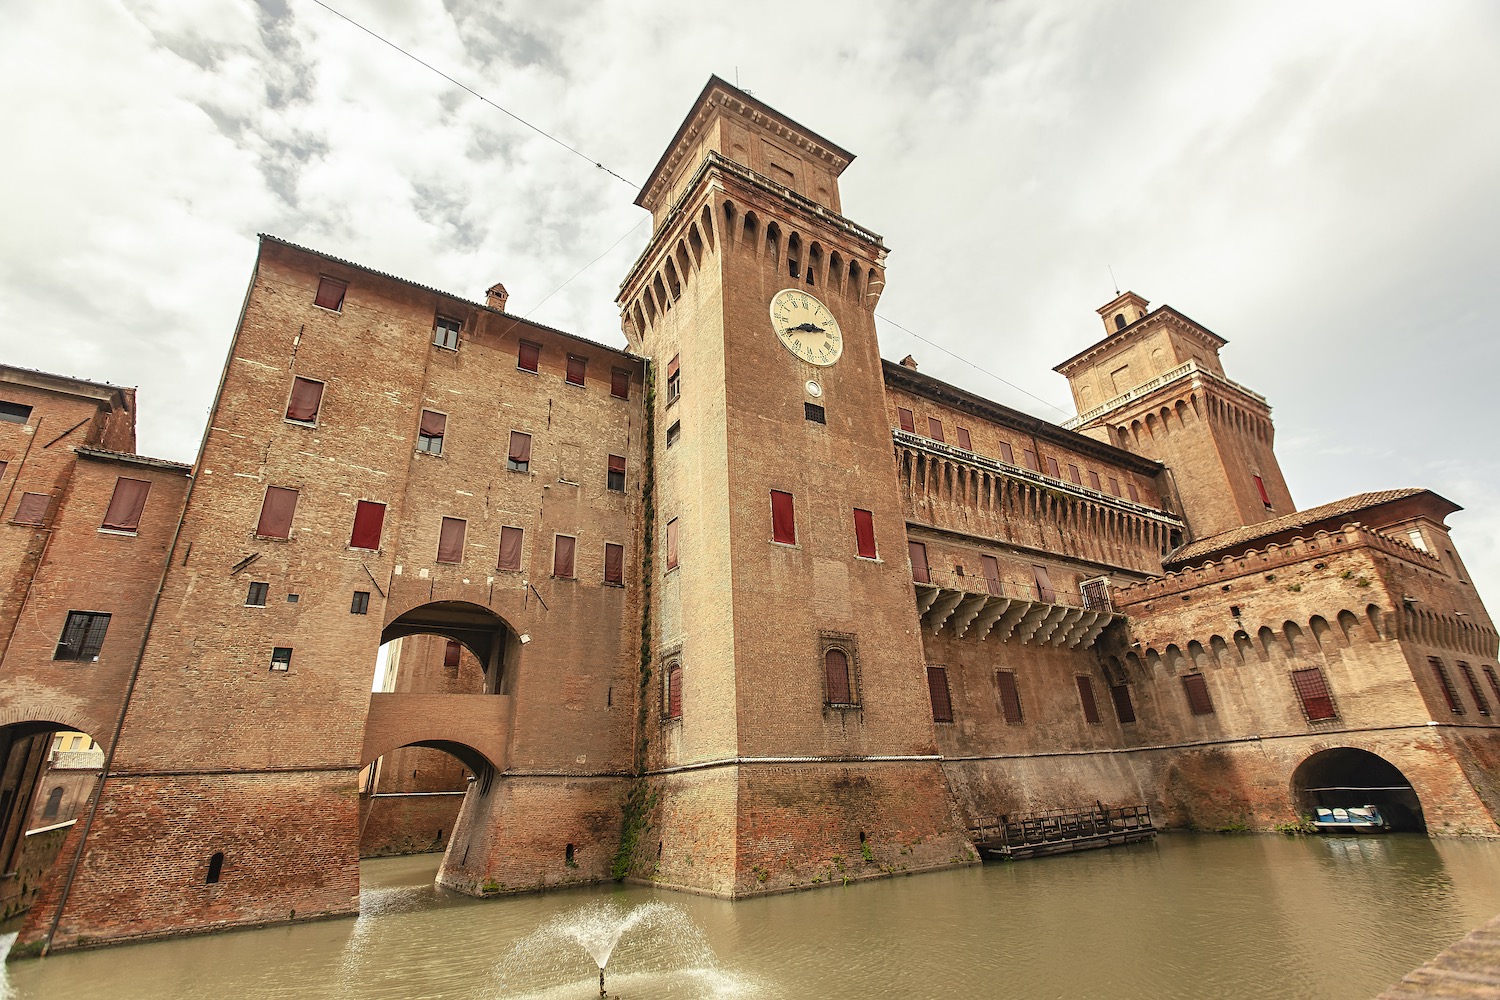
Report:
270,647,292,672
1044,456,1061,478
518,340,540,373
12,492,52,526
313,277,346,311
1127,482,1140,502
804,402,826,423
666,421,681,447
1458,662,1491,716
927,666,953,723
927,417,945,442
433,316,460,350
1031,565,1055,603
1076,675,1101,724
666,355,681,402
246,582,269,607
996,670,1023,725
1109,683,1136,724
898,407,915,433
666,518,679,570
998,442,1015,464
1254,474,1272,509
350,591,370,615
437,517,466,564
1430,658,1464,714
0,401,33,424
255,486,298,539
566,355,587,386
443,640,462,667
54,611,111,661
604,542,624,586
1107,477,1120,496
607,454,626,492
909,540,930,584
853,508,877,559
418,410,446,455
1407,528,1428,552
498,526,524,571
611,368,630,399
101,478,151,532
956,426,972,451
349,500,386,550
507,431,532,472
1182,673,1215,715
1067,464,1081,485
982,555,1002,596
1291,667,1338,721
1088,471,1102,491
1022,449,1039,472
771,490,796,545
553,534,576,578
285,376,325,424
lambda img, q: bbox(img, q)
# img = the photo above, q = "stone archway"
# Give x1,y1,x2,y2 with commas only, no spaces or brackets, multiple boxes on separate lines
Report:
1291,747,1426,832
380,600,521,695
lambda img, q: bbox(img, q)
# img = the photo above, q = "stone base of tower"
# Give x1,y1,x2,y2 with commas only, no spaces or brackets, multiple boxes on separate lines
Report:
436,773,629,896
632,761,977,897
15,769,361,955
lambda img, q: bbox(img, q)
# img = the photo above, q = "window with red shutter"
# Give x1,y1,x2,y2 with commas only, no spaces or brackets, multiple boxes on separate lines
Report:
770,490,796,544
553,535,576,579
927,666,953,722
996,670,1023,724
255,487,298,539
825,648,852,705
998,442,1015,464
437,517,466,563
1067,464,1081,484
349,500,386,550
666,662,683,719
853,508,877,559
313,277,346,311
666,355,681,402
908,541,930,583
1254,474,1272,508
101,478,151,532
927,417,944,442
1458,662,1490,716
1182,673,1215,715
1291,668,1338,721
956,426,972,451
1431,658,1464,714
1031,565,1055,603
607,454,626,492
285,377,325,424
1127,482,1140,502
418,410,446,455
898,407,915,432
982,555,1002,596
444,640,462,667
1045,456,1060,478
13,492,51,526
1076,675,1101,723
666,518,679,570
1110,684,1136,724
1108,477,1120,496
566,355,586,386
1022,449,1039,471
497,526,524,571
611,368,630,399
604,542,624,585
1088,471,1102,490
507,431,532,472
518,340,540,373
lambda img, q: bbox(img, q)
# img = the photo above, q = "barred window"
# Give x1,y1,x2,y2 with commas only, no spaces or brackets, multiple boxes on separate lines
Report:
54,611,111,661
1458,662,1491,716
1182,673,1215,715
1290,668,1338,721
927,665,953,723
1430,658,1465,715
996,670,1023,725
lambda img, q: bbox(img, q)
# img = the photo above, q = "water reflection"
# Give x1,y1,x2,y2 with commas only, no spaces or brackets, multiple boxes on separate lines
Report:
2,835,1497,1000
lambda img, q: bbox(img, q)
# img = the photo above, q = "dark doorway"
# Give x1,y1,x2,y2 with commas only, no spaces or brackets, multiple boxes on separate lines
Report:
1291,748,1426,833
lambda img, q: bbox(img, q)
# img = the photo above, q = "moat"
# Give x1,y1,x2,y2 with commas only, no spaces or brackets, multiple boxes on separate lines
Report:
4,833,1498,999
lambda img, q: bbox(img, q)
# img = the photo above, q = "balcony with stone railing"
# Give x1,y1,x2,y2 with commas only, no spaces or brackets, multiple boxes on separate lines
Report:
1063,359,1267,430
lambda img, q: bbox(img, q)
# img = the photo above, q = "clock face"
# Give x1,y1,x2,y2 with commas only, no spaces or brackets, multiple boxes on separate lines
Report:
770,289,843,367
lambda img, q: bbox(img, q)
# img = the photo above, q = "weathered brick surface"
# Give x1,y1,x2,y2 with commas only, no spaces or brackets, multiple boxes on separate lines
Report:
358,791,464,857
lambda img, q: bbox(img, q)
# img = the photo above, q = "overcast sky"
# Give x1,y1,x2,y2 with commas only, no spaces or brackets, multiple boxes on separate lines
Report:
3,1,1499,603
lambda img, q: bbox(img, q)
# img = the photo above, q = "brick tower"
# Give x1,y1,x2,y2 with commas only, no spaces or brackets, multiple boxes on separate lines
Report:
616,77,972,894
1055,293,1294,540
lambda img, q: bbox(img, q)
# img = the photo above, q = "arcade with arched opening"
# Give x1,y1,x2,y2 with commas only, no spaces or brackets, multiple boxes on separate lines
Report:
0,722,104,920
1291,747,1426,833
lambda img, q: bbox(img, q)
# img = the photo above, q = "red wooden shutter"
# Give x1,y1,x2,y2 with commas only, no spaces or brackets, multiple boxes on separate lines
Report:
1108,477,1120,496
927,417,944,442
1076,675,1101,723
1031,565,1055,603
982,555,1002,596
909,541,930,583
1022,449,1038,471
508,431,532,464
1045,456,1060,478
349,500,386,550
667,665,682,718
666,519,679,569
853,508,877,558
926,666,953,722
666,354,680,378
609,454,627,483
101,478,151,532
566,355,586,386
996,670,1023,724
553,535,576,578
1182,673,1215,715
997,442,1014,464
1458,662,1490,715
898,407,915,432
255,486,298,539
285,377,324,422
420,410,446,437
611,368,630,399
1291,668,1337,721
314,277,346,310
1067,464,1081,484
1088,471,1101,490
1109,684,1136,724
1430,659,1464,714
497,526,524,570
1127,483,1140,502
825,649,851,704
518,341,540,372
956,426,972,450
770,490,796,544
604,542,624,585
437,517,466,563
444,640,462,667
1254,474,1271,506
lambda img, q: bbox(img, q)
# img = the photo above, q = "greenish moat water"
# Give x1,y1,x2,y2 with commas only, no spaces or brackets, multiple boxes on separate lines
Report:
4,833,1498,999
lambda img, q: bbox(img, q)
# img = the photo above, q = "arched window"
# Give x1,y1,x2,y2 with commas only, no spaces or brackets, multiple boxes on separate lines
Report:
1114,313,1127,330
42,787,64,819
825,648,852,705
666,662,683,720
206,851,225,884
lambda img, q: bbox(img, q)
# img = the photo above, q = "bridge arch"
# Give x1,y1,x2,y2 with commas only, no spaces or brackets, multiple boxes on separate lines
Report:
1291,747,1425,832
380,599,521,695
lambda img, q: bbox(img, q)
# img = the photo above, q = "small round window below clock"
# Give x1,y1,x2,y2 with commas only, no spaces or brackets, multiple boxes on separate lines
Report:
805,380,823,398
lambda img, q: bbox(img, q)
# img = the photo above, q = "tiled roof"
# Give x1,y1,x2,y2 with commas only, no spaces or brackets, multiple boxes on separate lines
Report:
1168,488,1431,564
75,447,192,472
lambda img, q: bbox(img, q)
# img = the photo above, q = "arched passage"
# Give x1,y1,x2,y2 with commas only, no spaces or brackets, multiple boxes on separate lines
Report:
0,721,104,920
1291,748,1426,832
379,600,519,695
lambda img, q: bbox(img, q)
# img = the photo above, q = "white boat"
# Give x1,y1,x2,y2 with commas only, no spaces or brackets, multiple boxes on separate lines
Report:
1312,805,1389,833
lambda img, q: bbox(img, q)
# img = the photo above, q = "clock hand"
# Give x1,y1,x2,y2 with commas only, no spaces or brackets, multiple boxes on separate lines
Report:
787,322,825,333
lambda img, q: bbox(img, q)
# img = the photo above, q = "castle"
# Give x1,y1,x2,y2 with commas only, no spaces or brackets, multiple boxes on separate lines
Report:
1,77,1496,954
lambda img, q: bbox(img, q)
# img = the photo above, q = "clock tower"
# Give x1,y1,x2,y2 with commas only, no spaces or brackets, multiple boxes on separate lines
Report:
617,77,972,895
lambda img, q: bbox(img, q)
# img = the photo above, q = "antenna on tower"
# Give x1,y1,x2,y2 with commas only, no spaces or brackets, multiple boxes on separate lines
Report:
1108,266,1120,297
734,67,752,96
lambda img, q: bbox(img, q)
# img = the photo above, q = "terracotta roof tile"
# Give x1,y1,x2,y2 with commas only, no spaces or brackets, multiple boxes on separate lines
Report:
1169,488,1429,564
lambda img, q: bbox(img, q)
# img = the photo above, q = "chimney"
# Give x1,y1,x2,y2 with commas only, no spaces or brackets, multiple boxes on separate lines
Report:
899,355,918,369
486,282,509,312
